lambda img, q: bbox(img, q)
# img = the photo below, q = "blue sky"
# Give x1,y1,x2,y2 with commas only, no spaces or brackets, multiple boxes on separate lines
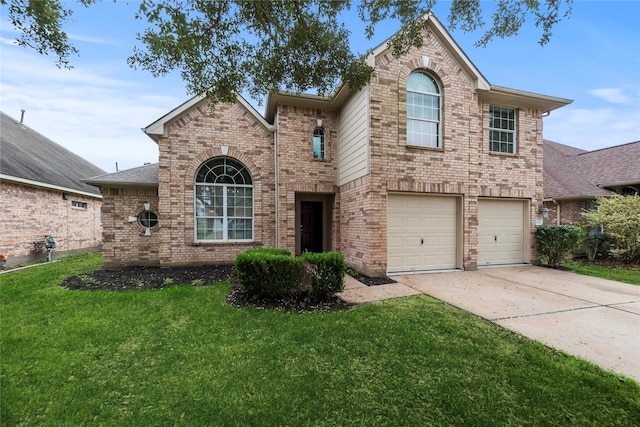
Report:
1,1,639,173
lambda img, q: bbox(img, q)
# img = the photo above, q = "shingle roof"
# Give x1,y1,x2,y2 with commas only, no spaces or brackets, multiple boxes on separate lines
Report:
0,111,105,196
544,140,640,200
83,163,159,188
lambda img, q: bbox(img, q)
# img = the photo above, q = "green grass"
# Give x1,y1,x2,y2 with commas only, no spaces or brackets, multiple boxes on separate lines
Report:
2,254,639,426
563,261,640,285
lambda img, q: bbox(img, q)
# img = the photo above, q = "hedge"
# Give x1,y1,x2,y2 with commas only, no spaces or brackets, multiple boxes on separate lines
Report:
301,251,346,300
234,249,302,298
535,224,584,267
234,248,346,301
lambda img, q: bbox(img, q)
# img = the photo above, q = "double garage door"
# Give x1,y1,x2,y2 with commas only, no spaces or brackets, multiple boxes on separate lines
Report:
387,194,526,273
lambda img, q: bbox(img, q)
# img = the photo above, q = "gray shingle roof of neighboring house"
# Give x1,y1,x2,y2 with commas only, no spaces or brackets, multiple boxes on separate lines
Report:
83,163,159,188
544,139,640,200
0,111,105,196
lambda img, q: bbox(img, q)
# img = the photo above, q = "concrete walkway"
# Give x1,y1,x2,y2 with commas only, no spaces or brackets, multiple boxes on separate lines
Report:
338,266,640,382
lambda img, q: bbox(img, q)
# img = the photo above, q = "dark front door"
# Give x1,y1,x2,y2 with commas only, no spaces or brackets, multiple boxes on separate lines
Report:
300,201,323,253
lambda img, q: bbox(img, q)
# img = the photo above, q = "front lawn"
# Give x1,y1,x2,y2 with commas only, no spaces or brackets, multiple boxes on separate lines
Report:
563,260,640,285
2,254,638,425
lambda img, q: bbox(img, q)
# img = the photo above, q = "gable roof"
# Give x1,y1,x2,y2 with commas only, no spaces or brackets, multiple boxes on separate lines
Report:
0,111,105,197
143,94,275,142
365,13,490,91
543,140,640,200
265,13,571,121
83,163,159,188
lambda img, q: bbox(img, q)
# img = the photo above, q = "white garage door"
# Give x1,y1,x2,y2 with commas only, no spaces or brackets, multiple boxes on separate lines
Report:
387,194,458,273
478,199,526,266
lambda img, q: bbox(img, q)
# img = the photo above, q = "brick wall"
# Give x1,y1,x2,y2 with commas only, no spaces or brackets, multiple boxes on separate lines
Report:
275,105,339,253
0,180,102,266
98,27,547,273
155,101,277,266
337,26,544,274
543,200,589,225
100,186,159,268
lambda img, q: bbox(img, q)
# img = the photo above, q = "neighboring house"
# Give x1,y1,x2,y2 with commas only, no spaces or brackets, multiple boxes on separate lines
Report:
543,140,640,225
0,111,105,266
84,14,571,276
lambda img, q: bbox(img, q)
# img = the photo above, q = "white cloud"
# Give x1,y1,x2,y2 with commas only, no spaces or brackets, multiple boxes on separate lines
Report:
67,32,116,45
544,106,640,150
587,88,631,104
1,45,186,173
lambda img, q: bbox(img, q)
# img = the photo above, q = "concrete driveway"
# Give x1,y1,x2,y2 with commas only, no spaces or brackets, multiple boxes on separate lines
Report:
392,266,640,382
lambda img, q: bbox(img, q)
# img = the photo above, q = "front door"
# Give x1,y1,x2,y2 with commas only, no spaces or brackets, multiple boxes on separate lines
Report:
300,201,323,253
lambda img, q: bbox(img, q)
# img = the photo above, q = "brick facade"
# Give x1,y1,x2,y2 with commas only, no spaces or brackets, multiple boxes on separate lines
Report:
543,199,590,226
152,102,277,267
95,16,567,274
335,28,545,275
0,180,102,266
100,186,159,267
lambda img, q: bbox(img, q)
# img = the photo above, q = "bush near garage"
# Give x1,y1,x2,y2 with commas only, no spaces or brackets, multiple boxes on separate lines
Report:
233,248,346,301
535,224,584,268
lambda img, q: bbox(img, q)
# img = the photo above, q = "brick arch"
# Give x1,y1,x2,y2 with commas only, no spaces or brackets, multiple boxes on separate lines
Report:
396,64,446,148
181,148,265,245
185,147,263,186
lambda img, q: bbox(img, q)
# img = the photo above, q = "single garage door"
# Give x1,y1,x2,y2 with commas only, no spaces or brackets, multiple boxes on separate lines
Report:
478,199,526,266
387,194,458,273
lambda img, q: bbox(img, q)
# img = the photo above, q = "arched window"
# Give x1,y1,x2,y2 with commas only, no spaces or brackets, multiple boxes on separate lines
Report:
313,127,325,159
406,71,441,148
194,157,253,241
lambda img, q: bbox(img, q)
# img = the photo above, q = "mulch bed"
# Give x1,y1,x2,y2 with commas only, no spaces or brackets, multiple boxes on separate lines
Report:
62,265,234,291
61,265,353,313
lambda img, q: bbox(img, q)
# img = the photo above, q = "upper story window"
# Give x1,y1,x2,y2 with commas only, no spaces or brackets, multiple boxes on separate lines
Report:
406,71,441,148
194,157,253,242
489,106,517,154
71,201,87,209
313,127,325,159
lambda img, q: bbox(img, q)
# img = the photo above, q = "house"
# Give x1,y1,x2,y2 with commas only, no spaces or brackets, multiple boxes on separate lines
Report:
0,111,105,266
84,14,571,276
543,139,640,225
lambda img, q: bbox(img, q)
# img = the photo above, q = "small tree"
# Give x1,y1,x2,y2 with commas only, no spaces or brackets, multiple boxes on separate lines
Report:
579,230,612,263
535,224,584,268
581,195,640,264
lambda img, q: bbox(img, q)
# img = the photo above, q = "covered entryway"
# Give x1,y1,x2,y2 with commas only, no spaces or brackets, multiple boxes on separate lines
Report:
295,193,333,255
300,201,323,253
478,199,528,266
387,193,461,273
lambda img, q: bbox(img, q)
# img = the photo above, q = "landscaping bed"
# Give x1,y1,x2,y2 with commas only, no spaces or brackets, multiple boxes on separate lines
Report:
61,264,352,312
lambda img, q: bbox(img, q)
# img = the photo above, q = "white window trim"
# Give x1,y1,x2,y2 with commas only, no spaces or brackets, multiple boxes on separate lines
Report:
489,106,517,154
406,71,442,149
313,127,326,160
194,158,254,243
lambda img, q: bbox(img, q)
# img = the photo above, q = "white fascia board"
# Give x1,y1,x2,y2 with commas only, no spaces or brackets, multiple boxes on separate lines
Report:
236,96,276,132
480,86,573,113
143,95,206,140
143,93,274,141
1,174,103,199
364,13,490,90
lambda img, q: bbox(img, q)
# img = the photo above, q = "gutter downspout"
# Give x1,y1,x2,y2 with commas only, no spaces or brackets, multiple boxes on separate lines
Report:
552,199,560,225
274,120,279,248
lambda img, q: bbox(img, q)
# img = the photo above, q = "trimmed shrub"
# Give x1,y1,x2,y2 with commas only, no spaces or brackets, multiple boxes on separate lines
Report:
301,251,346,300
245,247,292,257
234,249,302,298
535,224,584,267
